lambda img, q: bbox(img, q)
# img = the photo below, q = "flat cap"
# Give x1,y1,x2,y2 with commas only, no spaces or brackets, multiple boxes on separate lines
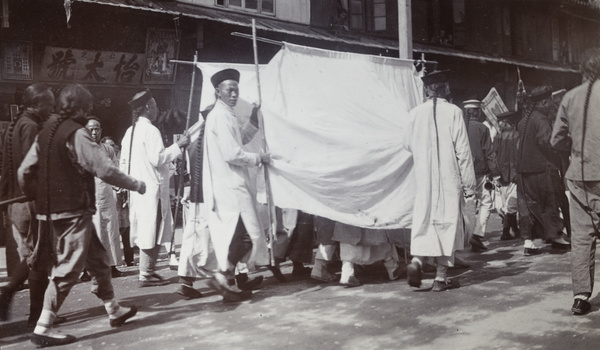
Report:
421,70,451,86
463,99,481,109
211,68,240,88
128,89,152,109
529,86,553,102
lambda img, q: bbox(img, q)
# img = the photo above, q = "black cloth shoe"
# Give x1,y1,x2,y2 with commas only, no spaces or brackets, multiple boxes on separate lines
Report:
432,279,460,292
268,265,287,282
79,270,91,282
340,275,362,287
500,232,515,241
291,263,312,277
111,266,124,278
236,274,264,291
31,332,77,347
0,286,11,321
524,247,542,256
138,273,170,288
407,261,422,288
572,299,591,315
176,284,203,299
109,305,138,327
469,235,488,252
208,272,252,302
453,257,471,269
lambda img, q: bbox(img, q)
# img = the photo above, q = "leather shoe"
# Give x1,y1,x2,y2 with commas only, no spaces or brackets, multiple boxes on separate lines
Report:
109,305,138,327
340,275,362,287
31,332,77,347
208,273,252,302
407,261,422,288
432,279,460,292
268,265,287,282
572,299,591,315
138,273,170,288
236,274,264,291
469,236,488,252
176,284,203,299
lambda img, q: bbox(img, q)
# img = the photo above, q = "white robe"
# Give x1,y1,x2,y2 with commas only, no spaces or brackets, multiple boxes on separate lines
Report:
203,100,268,271
93,143,123,266
407,98,476,257
120,117,181,250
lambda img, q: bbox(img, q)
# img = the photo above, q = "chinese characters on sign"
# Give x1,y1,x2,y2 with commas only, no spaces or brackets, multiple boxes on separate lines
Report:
41,46,145,85
2,41,32,81
143,28,179,83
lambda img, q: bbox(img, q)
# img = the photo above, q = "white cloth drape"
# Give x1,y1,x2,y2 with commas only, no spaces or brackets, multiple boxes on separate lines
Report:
196,43,423,230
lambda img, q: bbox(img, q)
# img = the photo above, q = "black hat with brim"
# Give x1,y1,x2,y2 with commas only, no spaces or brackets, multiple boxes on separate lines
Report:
128,89,152,109
422,70,451,86
211,68,241,88
529,86,553,102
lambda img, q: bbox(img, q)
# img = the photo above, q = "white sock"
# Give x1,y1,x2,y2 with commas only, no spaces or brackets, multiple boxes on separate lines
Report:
104,299,129,319
411,257,423,268
34,309,56,333
575,294,589,301
341,261,354,282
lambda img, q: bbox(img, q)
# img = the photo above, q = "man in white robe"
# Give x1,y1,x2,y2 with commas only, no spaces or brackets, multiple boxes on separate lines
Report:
203,69,271,301
406,70,476,292
120,89,189,287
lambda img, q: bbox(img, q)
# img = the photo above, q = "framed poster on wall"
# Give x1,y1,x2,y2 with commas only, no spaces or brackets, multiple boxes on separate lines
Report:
143,28,179,84
2,41,33,80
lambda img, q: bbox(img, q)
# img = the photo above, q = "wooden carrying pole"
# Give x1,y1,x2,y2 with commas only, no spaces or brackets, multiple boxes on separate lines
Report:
252,19,277,266
169,51,199,257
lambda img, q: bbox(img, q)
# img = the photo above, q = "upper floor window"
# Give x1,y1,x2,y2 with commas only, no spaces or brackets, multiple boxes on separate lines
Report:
215,0,274,15
344,0,387,32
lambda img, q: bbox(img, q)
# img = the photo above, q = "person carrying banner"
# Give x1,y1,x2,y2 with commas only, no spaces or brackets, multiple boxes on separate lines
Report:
463,99,499,251
405,70,476,292
517,86,570,255
551,48,600,315
18,84,146,347
120,89,190,288
203,68,271,301
493,110,521,240
0,83,56,326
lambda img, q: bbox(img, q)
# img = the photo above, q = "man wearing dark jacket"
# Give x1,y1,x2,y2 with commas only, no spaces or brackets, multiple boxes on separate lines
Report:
18,84,146,347
464,100,499,252
517,86,570,255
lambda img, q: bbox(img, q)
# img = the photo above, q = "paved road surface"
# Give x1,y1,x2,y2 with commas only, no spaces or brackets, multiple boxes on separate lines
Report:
1,214,599,350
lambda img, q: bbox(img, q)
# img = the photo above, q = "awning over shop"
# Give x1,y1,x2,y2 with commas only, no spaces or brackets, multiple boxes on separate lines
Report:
71,0,399,51
70,0,580,74
413,43,580,74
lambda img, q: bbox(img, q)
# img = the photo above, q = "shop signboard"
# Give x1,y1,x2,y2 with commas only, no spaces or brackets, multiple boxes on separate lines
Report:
2,41,32,81
40,46,145,85
143,28,179,84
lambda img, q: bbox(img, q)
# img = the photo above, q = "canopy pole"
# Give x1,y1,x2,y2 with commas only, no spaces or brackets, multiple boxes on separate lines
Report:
230,31,436,66
169,51,199,259
251,19,278,268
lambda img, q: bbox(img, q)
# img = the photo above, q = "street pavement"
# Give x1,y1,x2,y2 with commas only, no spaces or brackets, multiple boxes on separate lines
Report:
1,213,600,350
